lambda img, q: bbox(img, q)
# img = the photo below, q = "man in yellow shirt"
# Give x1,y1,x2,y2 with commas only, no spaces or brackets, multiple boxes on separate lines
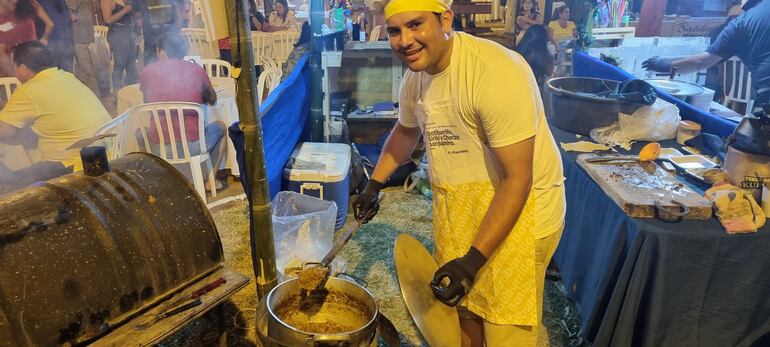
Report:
0,41,112,172
354,0,565,345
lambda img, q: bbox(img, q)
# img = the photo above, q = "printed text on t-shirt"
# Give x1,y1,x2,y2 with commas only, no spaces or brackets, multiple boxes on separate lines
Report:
426,128,461,148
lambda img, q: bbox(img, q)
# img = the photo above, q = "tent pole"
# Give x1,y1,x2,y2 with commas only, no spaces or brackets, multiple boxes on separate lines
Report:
225,0,278,300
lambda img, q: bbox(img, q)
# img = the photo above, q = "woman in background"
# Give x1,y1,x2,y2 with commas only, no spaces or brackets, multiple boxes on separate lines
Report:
547,5,576,45
515,25,553,89
265,0,296,32
0,0,53,76
37,0,74,71
515,0,542,45
101,0,137,90
248,0,265,31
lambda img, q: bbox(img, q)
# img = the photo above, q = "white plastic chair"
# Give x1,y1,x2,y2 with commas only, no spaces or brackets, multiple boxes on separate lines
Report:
257,68,282,107
271,31,300,66
132,102,217,201
181,28,217,59
723,56,754,114
0,77,20,104
94,111,131,160
369,25,381,42
202,59,233,78
252,32,274,67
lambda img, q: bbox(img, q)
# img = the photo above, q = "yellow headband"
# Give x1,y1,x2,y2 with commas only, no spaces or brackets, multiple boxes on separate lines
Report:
384,0,450,20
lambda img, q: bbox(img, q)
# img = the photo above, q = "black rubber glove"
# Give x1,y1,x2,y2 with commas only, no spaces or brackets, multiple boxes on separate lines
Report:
642,57,674,73
352,179,383,222
430,247,488,307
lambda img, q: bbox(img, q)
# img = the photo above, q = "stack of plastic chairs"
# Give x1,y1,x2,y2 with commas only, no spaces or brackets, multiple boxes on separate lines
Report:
181,28,217,59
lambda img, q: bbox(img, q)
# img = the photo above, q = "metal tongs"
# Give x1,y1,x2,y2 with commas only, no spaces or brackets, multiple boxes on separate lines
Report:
298,193,384,292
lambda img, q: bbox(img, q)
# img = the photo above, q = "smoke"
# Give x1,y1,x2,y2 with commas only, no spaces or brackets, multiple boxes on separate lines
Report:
0,159,73,196
0,127,72,195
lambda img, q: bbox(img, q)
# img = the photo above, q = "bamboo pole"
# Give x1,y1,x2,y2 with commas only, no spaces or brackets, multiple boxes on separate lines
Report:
225,0,278,299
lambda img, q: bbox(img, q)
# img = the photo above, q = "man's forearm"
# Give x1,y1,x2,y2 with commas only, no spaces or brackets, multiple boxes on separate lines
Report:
471,176,532,258
370,123,421,183
672,52,723,74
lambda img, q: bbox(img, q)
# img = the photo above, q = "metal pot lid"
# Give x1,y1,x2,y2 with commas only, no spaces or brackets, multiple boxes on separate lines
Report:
394,234,461,346
645,79,705,97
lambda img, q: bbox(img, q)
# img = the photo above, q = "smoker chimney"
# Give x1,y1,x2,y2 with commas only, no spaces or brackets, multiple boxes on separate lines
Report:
80,146,110,176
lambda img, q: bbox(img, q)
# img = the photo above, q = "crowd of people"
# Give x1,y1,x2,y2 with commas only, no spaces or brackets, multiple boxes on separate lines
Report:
0,0,302,189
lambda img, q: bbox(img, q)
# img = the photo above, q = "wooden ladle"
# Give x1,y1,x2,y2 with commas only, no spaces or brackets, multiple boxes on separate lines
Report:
587,142,662,164
638,142,662,162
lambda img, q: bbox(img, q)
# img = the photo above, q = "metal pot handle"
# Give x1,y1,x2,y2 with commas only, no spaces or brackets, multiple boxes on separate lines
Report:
312,334,350,346
377,312,400,347
654,199,690,223
336,272,368,288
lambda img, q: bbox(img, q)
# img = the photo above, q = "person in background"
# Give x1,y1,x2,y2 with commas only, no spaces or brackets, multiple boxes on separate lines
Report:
281,21,309,79
139,33,226,190
515,25,553,89
515,0,542,45
0,41,111,171
265,0,296,31
65,0,99,95
0,0,53,76
175,0,190,28
36,0,74,71
704,4,743,104
547,5,576,45
248,0,265,31
101,0,137,90
643,0,770,112
355,0,565,345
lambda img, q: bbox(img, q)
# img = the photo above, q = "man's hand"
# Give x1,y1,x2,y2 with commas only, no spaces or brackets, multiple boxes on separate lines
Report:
642,57,674,72
430,247,487,307
352,179,383,222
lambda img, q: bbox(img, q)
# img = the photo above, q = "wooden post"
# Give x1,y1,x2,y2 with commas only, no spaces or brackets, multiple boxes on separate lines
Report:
224,0,278,299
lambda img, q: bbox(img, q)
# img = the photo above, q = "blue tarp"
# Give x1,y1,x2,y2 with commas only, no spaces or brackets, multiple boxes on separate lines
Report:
229,54,310,201
572,52,738,138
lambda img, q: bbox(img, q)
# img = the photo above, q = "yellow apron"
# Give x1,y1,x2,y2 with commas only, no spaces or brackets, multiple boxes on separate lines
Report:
414,66,538,326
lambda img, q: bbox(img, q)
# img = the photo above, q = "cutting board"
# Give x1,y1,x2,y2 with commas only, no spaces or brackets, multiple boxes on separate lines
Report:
577,154,713,219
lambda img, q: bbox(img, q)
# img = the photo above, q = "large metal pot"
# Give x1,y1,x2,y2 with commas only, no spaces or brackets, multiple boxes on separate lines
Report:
547,77,649,135
258,277,379,346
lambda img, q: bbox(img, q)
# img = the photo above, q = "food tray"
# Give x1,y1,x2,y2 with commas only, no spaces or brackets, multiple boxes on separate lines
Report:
659,148,684,160
684,168,709,183
669,155,718,170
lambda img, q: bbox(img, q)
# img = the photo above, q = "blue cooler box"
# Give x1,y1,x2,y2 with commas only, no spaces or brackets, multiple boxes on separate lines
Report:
283,142,351,229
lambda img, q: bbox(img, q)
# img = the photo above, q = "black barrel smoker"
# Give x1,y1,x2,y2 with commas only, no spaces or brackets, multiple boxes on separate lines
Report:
0,152,224,346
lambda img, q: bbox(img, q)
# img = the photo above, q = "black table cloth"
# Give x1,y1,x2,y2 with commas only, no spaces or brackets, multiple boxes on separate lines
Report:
550,125,770,347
